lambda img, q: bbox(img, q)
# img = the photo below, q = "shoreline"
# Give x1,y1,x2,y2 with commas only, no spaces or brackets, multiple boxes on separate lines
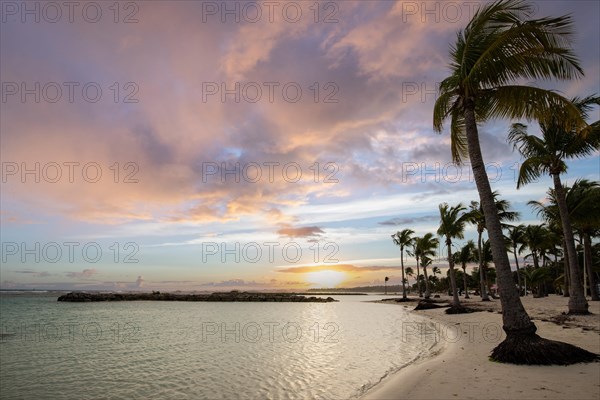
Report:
362,295,600,400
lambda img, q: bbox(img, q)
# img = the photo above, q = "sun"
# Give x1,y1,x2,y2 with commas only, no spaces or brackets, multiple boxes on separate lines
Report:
305,270,347,288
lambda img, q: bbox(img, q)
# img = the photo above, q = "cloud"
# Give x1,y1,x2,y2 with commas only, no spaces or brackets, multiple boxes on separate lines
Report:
12,269,52,277
379,215,438,226
277,264,401,274
65,269,97,279
277,225,325,238
200,279,261,287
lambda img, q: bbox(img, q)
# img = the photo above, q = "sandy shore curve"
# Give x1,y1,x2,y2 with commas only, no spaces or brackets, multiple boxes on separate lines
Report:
363,295,600,400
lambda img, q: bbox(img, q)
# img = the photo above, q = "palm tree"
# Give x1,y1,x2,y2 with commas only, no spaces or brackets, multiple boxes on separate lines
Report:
408,239,423,297
405,267,415,293
521,266,551,297
415,233,439,299
477,239,496,296
437,203,468,310
507,225,526,295
565,180,600,300
456,241,476,298
466,202,489,300
392,229,415,299
529,194,570,296
384,276,389,295
468,192,519,301
432,0,596,364
509,95,599,312
520,225,548,269
421,256,433,298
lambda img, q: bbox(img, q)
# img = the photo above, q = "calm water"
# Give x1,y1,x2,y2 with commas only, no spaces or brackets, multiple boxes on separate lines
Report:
0,292,436,399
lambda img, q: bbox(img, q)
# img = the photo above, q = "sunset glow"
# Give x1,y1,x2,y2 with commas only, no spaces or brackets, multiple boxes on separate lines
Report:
1,1,598,292
305,270,348,288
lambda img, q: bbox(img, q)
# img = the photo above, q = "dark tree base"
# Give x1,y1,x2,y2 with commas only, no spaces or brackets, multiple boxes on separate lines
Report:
414,301,449,310
394,298,414,302
567,310,591,315
491,333,600,365
445,305,475,314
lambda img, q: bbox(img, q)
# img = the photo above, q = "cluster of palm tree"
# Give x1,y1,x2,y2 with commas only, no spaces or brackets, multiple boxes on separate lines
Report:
407,0,599,364
392,195,519,309
520,180,600,300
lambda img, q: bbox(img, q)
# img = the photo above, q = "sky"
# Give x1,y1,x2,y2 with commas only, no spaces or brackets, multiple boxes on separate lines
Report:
1,0,598,291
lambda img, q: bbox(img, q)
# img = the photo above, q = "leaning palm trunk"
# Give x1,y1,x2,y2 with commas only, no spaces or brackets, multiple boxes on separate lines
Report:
583,232,599,301
552,174,588,313
462,265,470,298
513,244,522,295
464,105,535,332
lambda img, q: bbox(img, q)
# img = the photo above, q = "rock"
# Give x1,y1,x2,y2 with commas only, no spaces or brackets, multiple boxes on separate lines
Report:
57,291,337,303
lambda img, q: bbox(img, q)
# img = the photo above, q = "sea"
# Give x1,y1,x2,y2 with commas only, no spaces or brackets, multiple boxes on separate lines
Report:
0,292,438,399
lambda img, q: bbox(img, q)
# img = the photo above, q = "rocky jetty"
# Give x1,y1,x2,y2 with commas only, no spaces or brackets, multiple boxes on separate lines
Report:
57,291,337,303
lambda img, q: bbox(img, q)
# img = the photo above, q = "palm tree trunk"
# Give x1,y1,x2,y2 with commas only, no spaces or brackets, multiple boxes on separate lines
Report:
552,173,588,314
541,254,548,297
583,232,599,301
423,266,431,299
464,105,536,336
563,238,570,297
400,248,407,299
532,252,544,297
513,244,522,295
445,240,460,307
416,256,422,297
477,231,489,301
462,265,470,299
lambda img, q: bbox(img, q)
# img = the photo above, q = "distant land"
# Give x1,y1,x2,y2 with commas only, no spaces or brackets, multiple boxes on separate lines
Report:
308,285,404,293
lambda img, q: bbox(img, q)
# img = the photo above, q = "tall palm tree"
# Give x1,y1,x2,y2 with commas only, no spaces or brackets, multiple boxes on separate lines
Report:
432,0,596,364
466,202,489,300
437,203,468,309
520,225,548,270
468,192,519,301
509,95,599,312
415,233,439,299
528,194,570,296
456,241,476,299
392,229,415,299
507,225,526,295
421,256,433,298
477,239,497,296
530,181,600,299
565,180,600,300
404,267,415,293
520,224,552,297
408,240,423,297
521,266,551,297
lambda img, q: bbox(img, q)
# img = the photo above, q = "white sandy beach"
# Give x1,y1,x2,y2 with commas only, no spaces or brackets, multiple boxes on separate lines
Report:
364,296,600,400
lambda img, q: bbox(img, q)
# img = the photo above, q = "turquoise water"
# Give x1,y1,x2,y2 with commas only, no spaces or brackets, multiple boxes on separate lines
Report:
0,293,435,399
